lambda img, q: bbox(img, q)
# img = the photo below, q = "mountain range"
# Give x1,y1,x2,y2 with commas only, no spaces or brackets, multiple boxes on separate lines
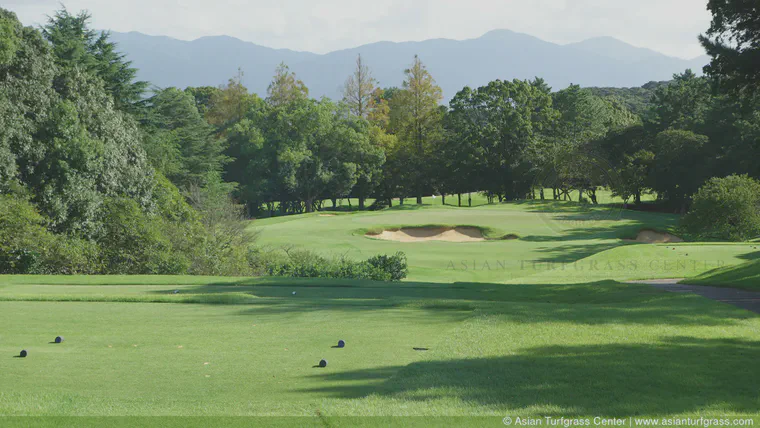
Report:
108,30,709,101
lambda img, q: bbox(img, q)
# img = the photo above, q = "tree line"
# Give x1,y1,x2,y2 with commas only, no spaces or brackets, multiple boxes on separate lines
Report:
1,1,758,274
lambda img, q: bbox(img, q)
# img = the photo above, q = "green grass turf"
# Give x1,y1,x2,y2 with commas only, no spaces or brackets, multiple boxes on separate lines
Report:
1,276,759,420
682,258,760,291
3,201,759,423
251,200,757,283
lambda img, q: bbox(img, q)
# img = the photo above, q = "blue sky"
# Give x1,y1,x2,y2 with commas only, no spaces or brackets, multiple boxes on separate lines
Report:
8,0,711,59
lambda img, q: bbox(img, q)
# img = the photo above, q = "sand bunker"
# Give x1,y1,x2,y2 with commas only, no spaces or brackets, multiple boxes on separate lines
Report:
318,214,336,217
368,227,486,243
627,229,684,244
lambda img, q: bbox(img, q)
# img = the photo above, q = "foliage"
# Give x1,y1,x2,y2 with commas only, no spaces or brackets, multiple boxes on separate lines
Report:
342,54,377,118
41,7,147,111
266,62,308,108
185,174,255,276
649,130,710,208
263,248,407,282
700,0,760,96
392,55,443,204
141,87,228,187
681,175,760,241
96,197,190,274
366,252,408,281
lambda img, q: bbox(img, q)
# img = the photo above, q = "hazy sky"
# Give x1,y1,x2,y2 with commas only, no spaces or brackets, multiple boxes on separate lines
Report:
8,0,711,59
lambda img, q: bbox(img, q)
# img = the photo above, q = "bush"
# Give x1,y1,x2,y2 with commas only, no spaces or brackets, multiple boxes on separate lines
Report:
97,197,190,274
0,249,42,274
681,175,760,241
367,252,408,281
184,176,258,276
254,247,407,282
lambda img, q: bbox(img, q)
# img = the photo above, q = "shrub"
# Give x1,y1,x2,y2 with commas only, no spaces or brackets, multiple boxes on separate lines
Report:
681,175,760,241
97,197,190,274
367,252,408,281
0,249,42,274
255,247,407,282
184,176,258,276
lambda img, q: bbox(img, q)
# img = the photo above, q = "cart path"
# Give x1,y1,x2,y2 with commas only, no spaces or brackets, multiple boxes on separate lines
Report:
627,279,760,314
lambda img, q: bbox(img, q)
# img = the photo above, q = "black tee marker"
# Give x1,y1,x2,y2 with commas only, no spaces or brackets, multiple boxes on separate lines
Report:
19,350,27,358
319,359,328,368
55,336,64,344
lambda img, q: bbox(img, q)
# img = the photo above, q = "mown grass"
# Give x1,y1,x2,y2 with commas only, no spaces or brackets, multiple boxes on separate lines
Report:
1,276,759,420
250,200,755,283
3,200,759,423
682,259,760,291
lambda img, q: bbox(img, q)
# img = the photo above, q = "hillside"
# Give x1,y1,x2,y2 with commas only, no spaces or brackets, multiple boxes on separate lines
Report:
108,30,708,100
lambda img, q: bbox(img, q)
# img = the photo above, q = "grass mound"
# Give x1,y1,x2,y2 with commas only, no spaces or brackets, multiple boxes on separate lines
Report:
683,259,760,291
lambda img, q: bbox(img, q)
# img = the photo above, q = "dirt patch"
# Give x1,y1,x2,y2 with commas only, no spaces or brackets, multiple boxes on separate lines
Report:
626,229,684,244
367,227,486,243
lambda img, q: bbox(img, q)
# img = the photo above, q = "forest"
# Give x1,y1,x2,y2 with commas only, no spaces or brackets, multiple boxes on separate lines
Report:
1,1,758,275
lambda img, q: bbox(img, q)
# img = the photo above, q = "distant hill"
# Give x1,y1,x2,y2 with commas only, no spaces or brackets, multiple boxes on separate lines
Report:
588,81,671,116
108,30,709,101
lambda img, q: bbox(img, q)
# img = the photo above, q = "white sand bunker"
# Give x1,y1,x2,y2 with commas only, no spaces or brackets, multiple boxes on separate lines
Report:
627,229,684,244
368,227,486,243
318,214,336,217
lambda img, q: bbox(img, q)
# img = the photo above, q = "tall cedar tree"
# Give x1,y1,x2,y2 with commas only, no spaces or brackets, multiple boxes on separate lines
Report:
42,8,147,113
395,55,443,204
342,54,378,118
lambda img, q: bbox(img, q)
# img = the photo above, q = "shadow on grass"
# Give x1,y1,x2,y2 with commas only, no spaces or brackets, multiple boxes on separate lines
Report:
529,242,626,263
150,279,754,326
298,336,760,416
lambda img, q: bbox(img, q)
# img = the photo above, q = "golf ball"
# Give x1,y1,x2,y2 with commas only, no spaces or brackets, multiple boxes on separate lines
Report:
292,291,296,295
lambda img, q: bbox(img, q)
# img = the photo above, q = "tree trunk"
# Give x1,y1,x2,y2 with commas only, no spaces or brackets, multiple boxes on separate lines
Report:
417,195,423,205
388,198,393,207
441,194,446,205
540,188,545,200
458,193,462,207
332,198,337,208
399,197,404,205
359,197,365,210
305,199,314,213
635,191,641,205
468,193,472,207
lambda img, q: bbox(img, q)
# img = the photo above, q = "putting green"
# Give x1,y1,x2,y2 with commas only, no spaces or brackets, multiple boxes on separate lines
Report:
251,201,757,283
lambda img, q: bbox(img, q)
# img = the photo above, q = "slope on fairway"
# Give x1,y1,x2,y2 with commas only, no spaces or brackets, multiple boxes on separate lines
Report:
512,243,760,284
1,276,759,419
251,201,680,283
683,259,760,291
